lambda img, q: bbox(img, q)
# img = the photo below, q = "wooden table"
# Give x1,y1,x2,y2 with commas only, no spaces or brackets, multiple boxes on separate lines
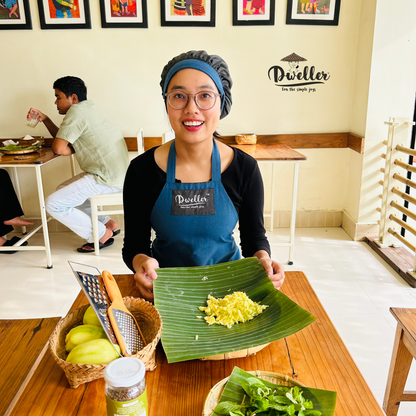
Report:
232,143,306,265
145,137,307,264
7,271,386,416
383,308,416,415
0,148,61,268
0,317,61,416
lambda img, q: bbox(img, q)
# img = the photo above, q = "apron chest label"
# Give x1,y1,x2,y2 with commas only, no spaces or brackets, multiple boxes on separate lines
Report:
171,188,215,216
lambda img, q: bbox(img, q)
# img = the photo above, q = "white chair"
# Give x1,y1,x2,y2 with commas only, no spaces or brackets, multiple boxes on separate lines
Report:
163,130,175,144
89,129,144,255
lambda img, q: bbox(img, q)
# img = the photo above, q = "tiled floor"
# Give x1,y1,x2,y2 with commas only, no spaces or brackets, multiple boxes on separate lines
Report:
1,227,416,415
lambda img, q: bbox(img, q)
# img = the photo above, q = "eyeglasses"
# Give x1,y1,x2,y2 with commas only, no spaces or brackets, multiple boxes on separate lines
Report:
165,90,222,110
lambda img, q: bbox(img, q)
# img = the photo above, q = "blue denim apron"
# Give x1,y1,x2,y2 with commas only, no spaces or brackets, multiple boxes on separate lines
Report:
150,140,241,268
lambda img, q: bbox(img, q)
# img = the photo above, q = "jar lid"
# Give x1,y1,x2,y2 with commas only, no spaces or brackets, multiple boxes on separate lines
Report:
104,357,145,388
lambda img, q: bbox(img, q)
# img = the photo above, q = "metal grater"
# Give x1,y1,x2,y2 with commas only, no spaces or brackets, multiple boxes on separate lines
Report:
68,261,122,357
102,270,147,357
112,309,145,354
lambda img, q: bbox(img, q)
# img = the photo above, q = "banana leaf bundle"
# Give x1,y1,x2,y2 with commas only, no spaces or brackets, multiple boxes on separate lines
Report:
211,367,337,416
0,142,42,151
154,258,316,363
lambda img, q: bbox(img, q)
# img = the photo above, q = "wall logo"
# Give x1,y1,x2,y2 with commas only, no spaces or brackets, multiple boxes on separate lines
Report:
268,52,330,93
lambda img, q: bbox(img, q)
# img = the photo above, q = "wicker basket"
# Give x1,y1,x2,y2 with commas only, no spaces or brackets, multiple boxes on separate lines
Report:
202,370,305,416
200,343,270,361
49,296,162,388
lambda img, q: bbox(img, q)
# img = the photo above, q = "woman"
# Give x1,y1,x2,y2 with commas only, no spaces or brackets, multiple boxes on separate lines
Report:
0,169,32,254
122,50,284,300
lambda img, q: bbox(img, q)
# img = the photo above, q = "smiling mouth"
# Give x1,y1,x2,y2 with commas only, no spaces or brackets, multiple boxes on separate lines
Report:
183,121,204,127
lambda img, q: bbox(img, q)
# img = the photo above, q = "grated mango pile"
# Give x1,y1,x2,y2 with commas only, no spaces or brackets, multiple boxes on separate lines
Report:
198,291,268,328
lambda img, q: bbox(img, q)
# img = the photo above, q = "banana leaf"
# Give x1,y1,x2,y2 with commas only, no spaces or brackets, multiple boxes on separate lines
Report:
213,367,337,416
153,258,316,363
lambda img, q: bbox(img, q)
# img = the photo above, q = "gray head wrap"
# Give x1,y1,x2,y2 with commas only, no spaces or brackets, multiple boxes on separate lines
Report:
160,50,233,119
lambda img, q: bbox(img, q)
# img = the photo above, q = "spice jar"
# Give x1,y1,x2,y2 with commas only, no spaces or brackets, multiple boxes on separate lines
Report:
104,357,147,416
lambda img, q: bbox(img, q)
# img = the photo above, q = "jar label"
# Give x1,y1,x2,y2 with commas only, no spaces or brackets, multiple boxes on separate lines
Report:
106,388,148,416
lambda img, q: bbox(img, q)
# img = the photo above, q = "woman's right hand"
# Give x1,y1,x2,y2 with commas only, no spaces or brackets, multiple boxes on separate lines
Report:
132,254,159,301
27,108,47,123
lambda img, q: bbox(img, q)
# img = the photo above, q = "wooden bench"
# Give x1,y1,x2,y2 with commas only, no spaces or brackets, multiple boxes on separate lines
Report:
42,132,365,154
383,308,416,415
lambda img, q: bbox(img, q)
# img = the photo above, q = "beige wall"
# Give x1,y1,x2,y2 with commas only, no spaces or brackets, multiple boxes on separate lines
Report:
358,0,416,226
0,0,400,226
344,0,376,223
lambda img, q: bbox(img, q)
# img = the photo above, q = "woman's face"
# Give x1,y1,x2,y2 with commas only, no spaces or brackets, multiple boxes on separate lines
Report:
166,68,221,145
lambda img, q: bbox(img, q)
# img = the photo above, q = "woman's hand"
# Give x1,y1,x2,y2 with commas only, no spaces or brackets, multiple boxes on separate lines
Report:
132,254,159,301
254,250,285,290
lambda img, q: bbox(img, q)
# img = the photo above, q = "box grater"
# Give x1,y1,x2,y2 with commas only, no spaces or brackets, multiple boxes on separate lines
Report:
68,261,122,357
102,270,146,356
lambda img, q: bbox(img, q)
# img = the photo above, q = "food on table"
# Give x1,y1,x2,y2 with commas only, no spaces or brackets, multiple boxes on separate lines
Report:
66,339,121,364
82,305,101,326
65,324,107,352
0,142,42,152
212,376,322,416
198,291,268,328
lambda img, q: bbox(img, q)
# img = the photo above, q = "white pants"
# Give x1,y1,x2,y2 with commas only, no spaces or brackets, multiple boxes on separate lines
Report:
45,173,121,243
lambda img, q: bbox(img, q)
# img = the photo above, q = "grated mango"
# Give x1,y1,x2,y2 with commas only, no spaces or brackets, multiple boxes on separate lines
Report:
198,291,268,328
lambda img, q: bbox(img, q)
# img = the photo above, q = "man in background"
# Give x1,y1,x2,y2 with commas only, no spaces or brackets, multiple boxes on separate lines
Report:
28,76,129,252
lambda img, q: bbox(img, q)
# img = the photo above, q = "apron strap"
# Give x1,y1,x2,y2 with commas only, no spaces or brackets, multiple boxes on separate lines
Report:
166,141,177,184
166,139,221,183
211,140,221,182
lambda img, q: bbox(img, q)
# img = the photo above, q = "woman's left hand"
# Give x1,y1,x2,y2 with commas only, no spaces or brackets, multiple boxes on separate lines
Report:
260,259,285,290
254,251,285,290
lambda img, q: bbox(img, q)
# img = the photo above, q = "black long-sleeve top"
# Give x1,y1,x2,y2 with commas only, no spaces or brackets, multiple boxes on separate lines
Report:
122,145,271,272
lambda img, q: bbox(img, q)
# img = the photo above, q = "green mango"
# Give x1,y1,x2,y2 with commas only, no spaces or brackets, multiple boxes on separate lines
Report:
65,324,107,352
83,306,101,326
66,339,121,365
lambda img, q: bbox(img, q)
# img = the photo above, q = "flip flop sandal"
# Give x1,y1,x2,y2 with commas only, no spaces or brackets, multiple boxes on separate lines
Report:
112,229,121,237
77,237,114,253
0,236,28,254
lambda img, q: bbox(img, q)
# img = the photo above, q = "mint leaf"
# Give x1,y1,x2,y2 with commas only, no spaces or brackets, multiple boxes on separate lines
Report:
213,401,242,414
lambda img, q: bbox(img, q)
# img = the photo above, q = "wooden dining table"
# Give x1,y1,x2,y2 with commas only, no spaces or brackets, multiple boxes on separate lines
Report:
6,271,386,416
0,147,61,268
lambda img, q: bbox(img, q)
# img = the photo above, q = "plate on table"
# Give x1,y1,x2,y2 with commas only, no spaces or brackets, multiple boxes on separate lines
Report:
153,257,316,364
0,136,44,154
203,367,337,416
0,148,41,155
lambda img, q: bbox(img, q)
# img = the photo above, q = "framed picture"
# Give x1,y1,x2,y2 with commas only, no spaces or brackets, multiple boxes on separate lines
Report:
37,0,91,29
233,0,275,26
99,0,147,28
161,0,215,27
286,0,340,26
0,0,32,30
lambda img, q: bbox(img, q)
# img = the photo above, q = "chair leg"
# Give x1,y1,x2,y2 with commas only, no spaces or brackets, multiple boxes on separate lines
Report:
91,202,100,256
383,324,414,416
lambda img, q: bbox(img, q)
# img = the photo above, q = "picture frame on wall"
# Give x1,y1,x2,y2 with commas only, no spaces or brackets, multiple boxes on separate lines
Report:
286,0,340,26
0,0,32,30
37,0,91,29
99,0,147,28
161,0,215,27
233,0,275,26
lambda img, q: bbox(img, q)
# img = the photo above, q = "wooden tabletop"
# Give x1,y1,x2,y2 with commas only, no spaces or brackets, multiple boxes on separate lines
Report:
389,308,416,341
2,137,306,163
8,271,385,416
0,148,59,166
0,317,61,416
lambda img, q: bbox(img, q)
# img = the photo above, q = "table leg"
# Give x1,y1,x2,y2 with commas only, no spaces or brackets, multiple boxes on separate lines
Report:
383,324,413,416
288,162,299,265
10,167,27,235
35,166,53,269
270,162,275,232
